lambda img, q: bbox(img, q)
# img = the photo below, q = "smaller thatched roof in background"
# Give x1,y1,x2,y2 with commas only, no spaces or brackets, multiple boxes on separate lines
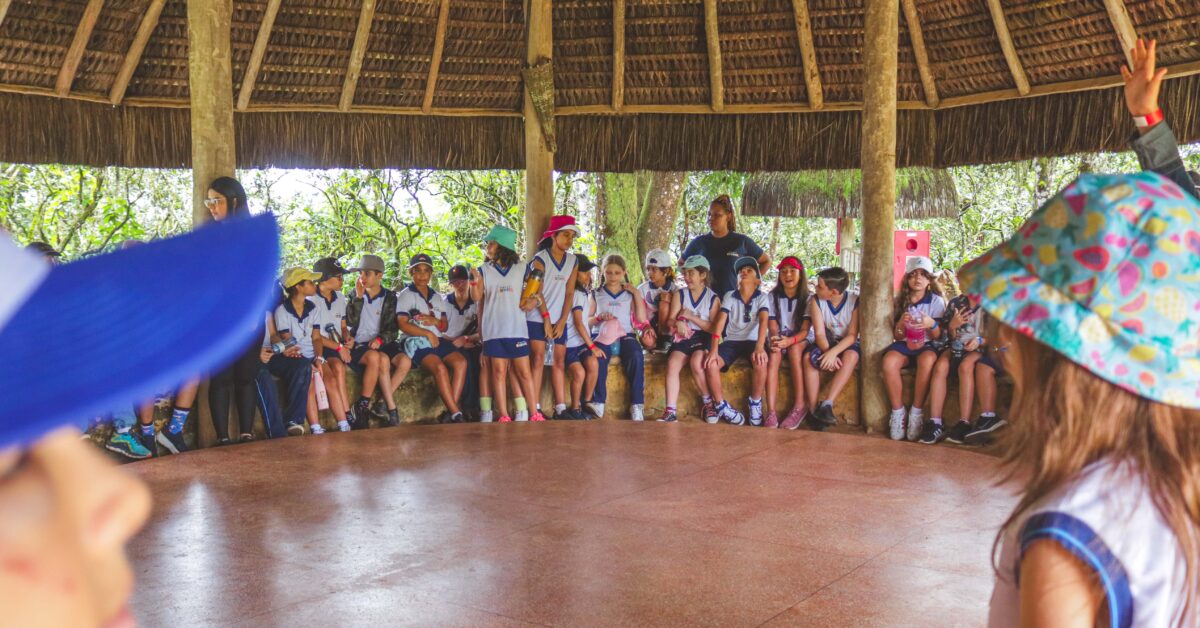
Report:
742,168,959,220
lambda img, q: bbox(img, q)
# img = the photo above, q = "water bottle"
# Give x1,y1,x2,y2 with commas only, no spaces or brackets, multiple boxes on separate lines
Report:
521,267,544,302
905,307,926,351
272,336,299,355
312,365,329,410
950,339,965,360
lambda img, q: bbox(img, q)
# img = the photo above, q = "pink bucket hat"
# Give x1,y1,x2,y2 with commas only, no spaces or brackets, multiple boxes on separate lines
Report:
540,215,581,243
958,172,1200,409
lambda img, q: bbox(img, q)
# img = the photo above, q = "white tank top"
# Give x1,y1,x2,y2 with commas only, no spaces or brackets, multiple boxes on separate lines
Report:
817,290,858,342
593,286,636,335
680,286,719,332
989,460,1192,628
526,249,577,324
768,292,805,336
481,261,529,341
564,290,592,348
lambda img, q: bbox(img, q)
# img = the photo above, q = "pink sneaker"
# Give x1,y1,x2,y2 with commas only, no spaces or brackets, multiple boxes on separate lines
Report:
702,400,719,424
529,411,547,422
764,411,780,429
779,407,807,430
498,415,513,423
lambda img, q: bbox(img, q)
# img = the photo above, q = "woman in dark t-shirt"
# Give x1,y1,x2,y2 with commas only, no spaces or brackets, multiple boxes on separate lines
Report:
681,195,770,296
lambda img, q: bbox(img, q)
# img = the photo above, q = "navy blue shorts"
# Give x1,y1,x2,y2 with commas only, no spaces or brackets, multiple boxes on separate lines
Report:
716,339,758,372
978,351,1005,375
412,342,459,365
322,346,352,363
669,331,711,356
350,341,401,373
885,340,940,367
806,343,861,369
565,344,592,366
483,338,530,359
526,320,568,346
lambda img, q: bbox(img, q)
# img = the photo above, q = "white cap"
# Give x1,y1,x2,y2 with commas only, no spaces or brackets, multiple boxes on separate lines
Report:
904,256,934,275
644,248,672,268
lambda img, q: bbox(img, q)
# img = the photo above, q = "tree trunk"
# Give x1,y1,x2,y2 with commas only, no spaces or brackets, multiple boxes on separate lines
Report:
600,172,642,281
767,216,781,262
636,171,686,261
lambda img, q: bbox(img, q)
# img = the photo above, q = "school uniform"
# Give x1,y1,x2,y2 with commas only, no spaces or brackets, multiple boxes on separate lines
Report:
525,249,576,345
396,283,455,364
564,289,593,366
346,286,400,369
768,293,812,354
270,299,319,426
989,460,1190,628
309,290,348,361
444,291,481,414
886,291,948,363
671,286,720,355
638,279,676,313
591,286,644,405
481,261,531,359
716,289,770,371
806,290,861,368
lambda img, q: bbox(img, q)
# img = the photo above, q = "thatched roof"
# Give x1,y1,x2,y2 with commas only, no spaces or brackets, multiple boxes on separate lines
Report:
0,0,1198,171
742,168,959,219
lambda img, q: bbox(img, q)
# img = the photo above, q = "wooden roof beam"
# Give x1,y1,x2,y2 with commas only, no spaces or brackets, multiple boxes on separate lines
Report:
901,0,938,108
109,0,164,104
422,0,452,113
237,0,282,111
1102,0,1138,69
0,0,13,29
703,0,723,112
985,0,1030,96
340,0,377,112
612,0,624,111
56,0,105,96
790,0,823,110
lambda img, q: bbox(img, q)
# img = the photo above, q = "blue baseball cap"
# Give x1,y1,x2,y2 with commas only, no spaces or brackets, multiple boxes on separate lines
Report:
734,256,760,277
0,214,281,450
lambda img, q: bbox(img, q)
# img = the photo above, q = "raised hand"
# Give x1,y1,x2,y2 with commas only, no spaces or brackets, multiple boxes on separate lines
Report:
1120,38,1167,119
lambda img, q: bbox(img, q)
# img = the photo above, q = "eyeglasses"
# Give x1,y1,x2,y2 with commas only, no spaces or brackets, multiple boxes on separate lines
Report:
203,198,223,208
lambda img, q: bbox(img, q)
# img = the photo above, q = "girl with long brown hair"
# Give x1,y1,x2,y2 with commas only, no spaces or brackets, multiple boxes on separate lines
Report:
883,256,946,442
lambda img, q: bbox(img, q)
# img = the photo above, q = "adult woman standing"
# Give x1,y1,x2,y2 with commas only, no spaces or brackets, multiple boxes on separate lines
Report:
681,195,770,296
204,176,289,443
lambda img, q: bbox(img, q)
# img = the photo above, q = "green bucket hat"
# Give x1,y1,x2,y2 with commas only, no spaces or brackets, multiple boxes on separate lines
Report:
958,172,1200,409
483,225,518,253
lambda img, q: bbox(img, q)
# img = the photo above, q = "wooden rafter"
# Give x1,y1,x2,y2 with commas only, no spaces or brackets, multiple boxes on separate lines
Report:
422,0,452,113
612,0,624,111
109,0,164,104
901,0,938,107
340,0,377,112
237,0,282,111
0,0,13,29
985,0,1030,96
790,0,822,110
703,0,723,112
56,0,105,96
1102,0,1138,68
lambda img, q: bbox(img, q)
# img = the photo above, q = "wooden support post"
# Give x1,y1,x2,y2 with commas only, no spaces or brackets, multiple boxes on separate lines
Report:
791,0,822,110
1102,0,1138,69
56,0,105,96
187,0,236,226
985,0,1030,96
340,0,377,112
612,0,624,111
703,0,723,112
524,0,554,257
423,0,452,113
110,0,165,104
901,0,938,108
237,0,282,111
859,0,898,433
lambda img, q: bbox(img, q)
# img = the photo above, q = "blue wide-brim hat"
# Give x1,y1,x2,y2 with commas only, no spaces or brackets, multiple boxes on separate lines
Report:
958,172,1200,409
0,214,281,449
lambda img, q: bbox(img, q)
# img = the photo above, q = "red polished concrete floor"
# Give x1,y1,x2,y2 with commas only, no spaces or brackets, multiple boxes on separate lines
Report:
127,421,1016,627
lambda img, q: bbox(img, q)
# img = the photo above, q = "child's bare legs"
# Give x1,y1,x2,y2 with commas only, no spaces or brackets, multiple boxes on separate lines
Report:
928,352,954,420
912,350,938,411
374,351,397,411
322,361,349,422
786,343,807,414
511,356,540,417
583,355,600,402
956,352,982,421
422,355,461,415
705,356,727,405
388,353,413,397
803,353,822,410
360,350,382,398
882,350,909,410
766,350,783,414
445,351,468,403
689,351,711,397
665,351,688,407
550,343,567,409
529,339,546,411
491,358,511,418
306,378,320,428
976,360,997,415
751,361,767,401
825,351,858,402
568,361,586,408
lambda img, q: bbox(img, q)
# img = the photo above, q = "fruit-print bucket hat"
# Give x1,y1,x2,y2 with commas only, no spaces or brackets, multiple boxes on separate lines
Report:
958,172,1200,409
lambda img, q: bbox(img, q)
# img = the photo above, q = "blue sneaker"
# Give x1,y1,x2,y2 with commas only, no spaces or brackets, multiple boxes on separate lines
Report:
106,432,152,460
134,429,158,457
156,429,188,455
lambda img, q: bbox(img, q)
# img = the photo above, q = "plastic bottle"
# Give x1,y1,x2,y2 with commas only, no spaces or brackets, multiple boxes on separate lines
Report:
904,307,926,351
312,365,329,410
521,267,544,302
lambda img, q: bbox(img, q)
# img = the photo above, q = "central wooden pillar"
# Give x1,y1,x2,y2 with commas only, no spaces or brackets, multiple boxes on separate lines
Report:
523,0,554,257
858,0,899,432
187,0,236,227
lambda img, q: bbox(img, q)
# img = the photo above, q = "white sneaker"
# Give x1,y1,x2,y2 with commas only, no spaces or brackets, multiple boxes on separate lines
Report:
480,410,494,423
586,402,605,419
337,420,351,432
630,404,644,421
310,423,326,435
906,407,924,441
888,408,906,441
515,410,529,422
748,399,763,427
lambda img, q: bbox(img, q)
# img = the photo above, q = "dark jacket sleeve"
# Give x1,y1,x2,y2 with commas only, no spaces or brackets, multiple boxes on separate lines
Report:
1129,122,1199,200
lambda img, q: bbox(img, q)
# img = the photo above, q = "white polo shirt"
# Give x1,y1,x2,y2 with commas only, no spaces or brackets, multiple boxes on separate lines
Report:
564,289,593,348
308,290,347,341
720,289,770,342
443,292,477,339
639,279,677,311
396,283,448,336
274,299,319,359
767,292,808,336
352,287,388,344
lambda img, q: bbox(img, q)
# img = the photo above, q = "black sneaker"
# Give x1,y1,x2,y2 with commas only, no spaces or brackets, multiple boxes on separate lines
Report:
386,409,400,427
351,400,372,429
215,437,232,447
450,412,465,424
812,403,837,427
806,413,828,432
239,433,255,443
370,399,390,420
552,409,573,421
918,421,945,445
287,421,305,436
134,429,157,457
945,420,973,444
964,414,1006,445
156,429,188,455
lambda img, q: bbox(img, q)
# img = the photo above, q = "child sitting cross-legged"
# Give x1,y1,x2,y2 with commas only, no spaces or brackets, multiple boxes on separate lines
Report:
703,256,771,427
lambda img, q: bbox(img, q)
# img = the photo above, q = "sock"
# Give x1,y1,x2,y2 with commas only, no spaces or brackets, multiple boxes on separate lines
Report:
357,396,370,407
981,411,995,418
452,412,463,421
535,403,542,412
911,407,923,414
140,423,155,437
554,403,567,414
820,400,833,409
666,405,676,414
338,419,351,430
480,397,493,412
113,419,131,434
931,417,943,425
702,395,713,405
310,423,325,434
167,408,189,435
749,397,762,406
514,397,527,413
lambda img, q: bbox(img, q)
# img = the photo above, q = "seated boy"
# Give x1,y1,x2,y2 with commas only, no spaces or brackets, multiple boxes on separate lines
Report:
396,253,468,424
345,254,401,427
802,267,860,431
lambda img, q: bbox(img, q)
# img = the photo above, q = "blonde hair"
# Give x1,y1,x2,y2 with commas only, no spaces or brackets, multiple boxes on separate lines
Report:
935,269,961,298
995,326,1200,625
601,253,630,285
